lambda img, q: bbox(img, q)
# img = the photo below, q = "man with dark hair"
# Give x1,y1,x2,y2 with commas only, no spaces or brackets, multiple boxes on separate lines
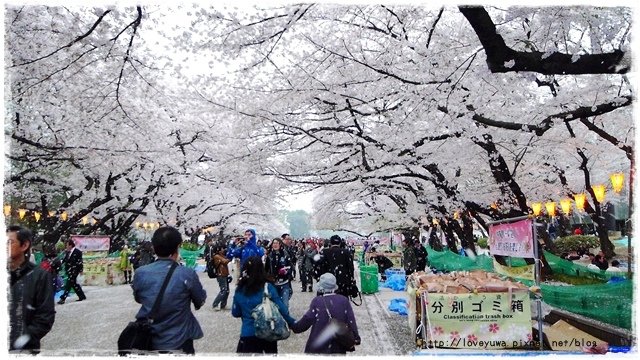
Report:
7,225,56,353
57,239,86,304
315,235,356,297
132,226,207,354
402,238,417,276
281,233,297,280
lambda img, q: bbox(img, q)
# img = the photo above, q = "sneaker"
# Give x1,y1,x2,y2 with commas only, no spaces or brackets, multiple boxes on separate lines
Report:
213,304,221,311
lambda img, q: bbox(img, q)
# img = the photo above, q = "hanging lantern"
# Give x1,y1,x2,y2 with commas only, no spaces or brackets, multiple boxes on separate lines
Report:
610,173,624,194
432,219,439,226
592,184,606,203
90,217,97,225
531,202,542,216
61,211,68,221
574,193,586,211
18,209,27,219
490,202,498,210
545,202,556,217
48,211,55,217
82,216,88,225
135,222,141,228
34,211,41,222
453,211,460,220
560,198,572,215
3,205,11,216
143,222,149,230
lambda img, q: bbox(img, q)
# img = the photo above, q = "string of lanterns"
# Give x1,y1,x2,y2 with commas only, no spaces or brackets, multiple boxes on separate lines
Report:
530,172,625,217
3,206,161,230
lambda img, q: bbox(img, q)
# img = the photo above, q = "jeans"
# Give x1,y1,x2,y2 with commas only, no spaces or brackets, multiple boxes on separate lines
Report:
212,276,230,308
274,282,292,309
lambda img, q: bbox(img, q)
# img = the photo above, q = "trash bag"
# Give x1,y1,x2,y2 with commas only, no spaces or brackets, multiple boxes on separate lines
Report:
388,298,408,316
384,274,406,291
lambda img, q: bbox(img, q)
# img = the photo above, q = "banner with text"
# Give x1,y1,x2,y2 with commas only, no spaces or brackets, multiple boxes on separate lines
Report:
424,292,532,349
71,235,110,252
488,219,534,258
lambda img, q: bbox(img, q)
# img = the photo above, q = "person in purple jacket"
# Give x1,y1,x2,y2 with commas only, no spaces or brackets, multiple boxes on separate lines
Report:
290,273,361,354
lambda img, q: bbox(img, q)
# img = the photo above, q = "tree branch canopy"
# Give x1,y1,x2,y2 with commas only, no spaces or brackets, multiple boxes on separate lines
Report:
459,6,629,75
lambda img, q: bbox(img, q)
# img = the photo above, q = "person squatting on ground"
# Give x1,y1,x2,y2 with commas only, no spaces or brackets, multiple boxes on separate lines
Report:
57,239,86,304
265,238,295,309
119,245,133,284
232,256,296,354
315,235,356,298
373,255,394,281
414,241,429,272
131,226,207,354
211,245,231,310
290,273,361,354
7,225,56,354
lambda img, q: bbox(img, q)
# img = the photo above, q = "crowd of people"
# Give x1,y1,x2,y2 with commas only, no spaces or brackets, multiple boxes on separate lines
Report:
7,224,364,355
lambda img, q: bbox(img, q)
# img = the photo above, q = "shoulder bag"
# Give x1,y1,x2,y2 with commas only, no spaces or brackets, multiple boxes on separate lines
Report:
117,262,178,356
251,283,291,341
322,296,356,351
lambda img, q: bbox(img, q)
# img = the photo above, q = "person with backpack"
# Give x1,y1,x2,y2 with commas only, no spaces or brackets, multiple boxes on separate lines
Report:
210,245,231,311
232,256,296,354
314,235,356,298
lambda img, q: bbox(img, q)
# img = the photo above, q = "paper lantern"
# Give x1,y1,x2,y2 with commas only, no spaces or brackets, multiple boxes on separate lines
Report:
61,211,68,221
560,198,572,215
135,222,141,228
18,209,27,219
574,193,586,211
592,184,606,203
545,202,556,217
3,205,11,216
90,217,97,225
610,173,624,194
531,202,542,216
48,211,55,217
82,216,88,225
453,211,460,220
34,212,41,222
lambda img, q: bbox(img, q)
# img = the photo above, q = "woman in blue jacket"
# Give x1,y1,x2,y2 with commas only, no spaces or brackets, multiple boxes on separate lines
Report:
232,256,296,354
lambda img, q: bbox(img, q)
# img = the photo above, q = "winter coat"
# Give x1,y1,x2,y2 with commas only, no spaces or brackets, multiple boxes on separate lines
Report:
9,261,56,352
212,254,230,277
231,282,296,337
403,246,417,274
264,249,293,285
290,293,360,354
414,244,428,271
301,248,317,271
374,255,394,274
315,246,355,297
118,248,132,271
229,229,265,267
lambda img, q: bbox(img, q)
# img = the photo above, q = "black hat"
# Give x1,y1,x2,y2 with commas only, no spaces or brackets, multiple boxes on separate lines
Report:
330,235,342,245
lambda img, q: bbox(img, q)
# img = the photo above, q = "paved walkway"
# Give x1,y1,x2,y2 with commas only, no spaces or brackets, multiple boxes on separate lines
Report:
40,263,414,356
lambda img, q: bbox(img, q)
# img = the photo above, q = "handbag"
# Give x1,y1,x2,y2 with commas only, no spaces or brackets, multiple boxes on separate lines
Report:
117,262,178,356
322,296,356,351
347,279,362,306
251,283,291,341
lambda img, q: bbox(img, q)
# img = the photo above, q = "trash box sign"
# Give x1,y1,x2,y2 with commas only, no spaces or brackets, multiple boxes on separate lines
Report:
488,219,534,258
425,292,532,349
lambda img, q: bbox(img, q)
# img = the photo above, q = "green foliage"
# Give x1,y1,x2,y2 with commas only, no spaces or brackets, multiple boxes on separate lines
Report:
553,235,599,254
477,237,488,249
180,242,200,251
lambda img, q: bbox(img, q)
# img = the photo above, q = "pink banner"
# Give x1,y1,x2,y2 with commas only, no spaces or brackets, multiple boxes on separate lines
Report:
488,219,534,258
71,235,111,252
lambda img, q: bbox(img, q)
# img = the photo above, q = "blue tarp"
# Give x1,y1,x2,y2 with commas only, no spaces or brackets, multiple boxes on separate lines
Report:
380,274,406,291
388,298,408,316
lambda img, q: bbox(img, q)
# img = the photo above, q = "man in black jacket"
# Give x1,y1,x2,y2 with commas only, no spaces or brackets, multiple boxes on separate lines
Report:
8,225,56,353
315,235,356,297
57,239,86,304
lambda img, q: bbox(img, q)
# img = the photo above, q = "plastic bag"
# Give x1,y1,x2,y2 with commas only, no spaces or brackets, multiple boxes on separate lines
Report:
388,298,408,316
